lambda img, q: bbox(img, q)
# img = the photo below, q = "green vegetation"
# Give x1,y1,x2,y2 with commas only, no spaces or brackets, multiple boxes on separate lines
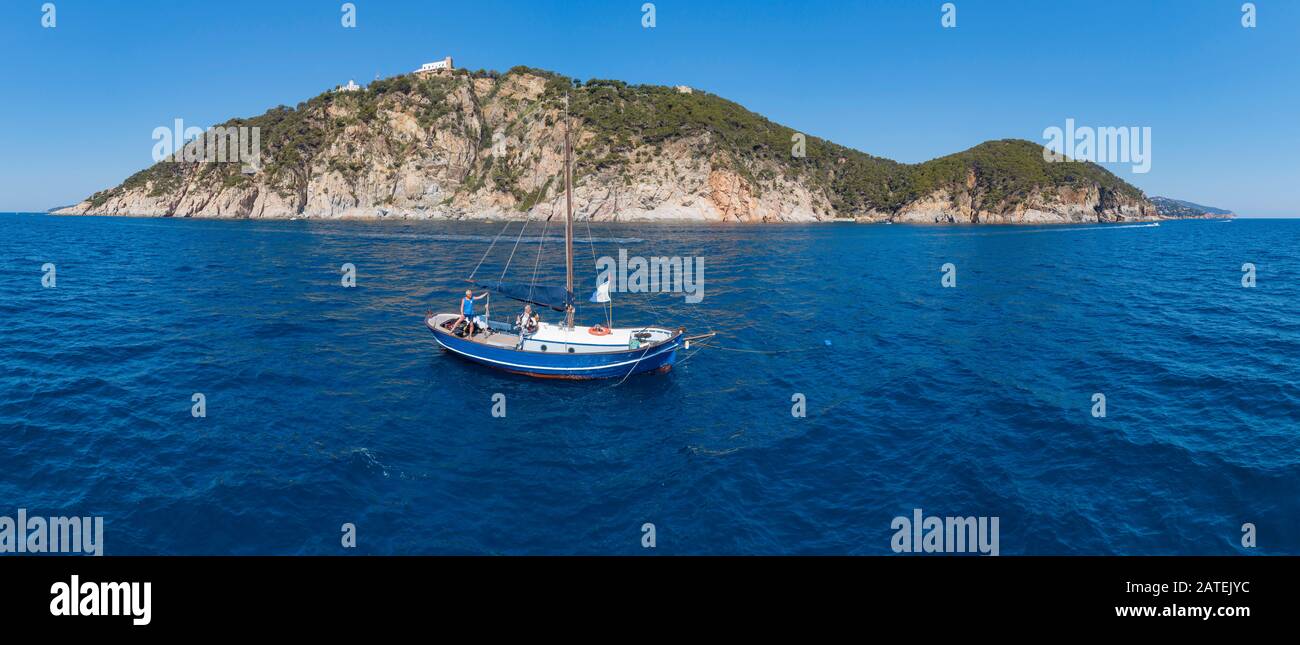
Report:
75,65,1147,217
544,73,1141,214
514,176,554,212
531,73,913,211
900,139,1144,211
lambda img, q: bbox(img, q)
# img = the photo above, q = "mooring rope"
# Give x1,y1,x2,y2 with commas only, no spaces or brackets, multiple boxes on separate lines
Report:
672,344,708,367
687,342,828,355
612,343,655,387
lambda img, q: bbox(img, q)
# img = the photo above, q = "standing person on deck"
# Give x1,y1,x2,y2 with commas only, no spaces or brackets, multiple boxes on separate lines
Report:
453,289,488,337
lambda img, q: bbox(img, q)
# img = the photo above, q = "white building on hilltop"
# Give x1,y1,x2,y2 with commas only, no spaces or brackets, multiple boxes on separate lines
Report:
675,85,693,94
336,79,362,92
414,56,454,77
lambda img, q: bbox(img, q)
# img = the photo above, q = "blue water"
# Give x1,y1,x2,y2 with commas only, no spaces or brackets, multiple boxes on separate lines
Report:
2,213,1297,555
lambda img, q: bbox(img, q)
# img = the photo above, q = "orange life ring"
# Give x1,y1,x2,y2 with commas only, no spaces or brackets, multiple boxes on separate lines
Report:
588,325,611,336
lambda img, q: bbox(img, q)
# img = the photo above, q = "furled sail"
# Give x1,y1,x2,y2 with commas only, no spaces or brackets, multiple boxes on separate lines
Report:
476,280,573,312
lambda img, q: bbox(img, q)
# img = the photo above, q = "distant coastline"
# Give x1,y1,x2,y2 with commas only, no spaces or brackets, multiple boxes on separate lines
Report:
1149,196,1236,220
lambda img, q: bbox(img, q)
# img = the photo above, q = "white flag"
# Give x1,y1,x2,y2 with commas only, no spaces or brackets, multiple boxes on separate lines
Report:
589,278,611,303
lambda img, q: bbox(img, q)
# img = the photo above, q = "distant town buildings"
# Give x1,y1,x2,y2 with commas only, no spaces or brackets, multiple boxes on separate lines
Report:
336,79,362,92
675,85,693,94
414,56,454,77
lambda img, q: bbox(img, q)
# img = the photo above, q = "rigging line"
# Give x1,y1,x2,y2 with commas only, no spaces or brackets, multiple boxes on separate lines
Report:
506,91,560,137
468,220,512,281
500,217,529,280
583,207,599,264
582,207,612,326
615,206,674,325
527,208,552,303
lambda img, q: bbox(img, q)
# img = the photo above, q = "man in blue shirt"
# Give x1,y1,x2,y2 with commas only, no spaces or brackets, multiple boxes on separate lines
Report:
454,289,488,337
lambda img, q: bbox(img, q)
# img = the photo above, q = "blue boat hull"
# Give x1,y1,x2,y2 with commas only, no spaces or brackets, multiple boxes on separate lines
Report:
428,320,681,380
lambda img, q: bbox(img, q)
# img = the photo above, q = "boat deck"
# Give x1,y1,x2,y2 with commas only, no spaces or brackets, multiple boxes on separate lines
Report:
464,328,523,349
430,315,523,348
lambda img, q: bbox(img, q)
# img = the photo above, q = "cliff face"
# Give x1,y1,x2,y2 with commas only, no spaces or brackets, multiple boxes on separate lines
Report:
56,67,1156,224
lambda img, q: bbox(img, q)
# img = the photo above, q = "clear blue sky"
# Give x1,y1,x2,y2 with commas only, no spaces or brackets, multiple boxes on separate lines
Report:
2,0,1296,215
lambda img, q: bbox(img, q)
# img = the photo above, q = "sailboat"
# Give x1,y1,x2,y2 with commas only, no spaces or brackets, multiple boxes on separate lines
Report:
425,97,687,379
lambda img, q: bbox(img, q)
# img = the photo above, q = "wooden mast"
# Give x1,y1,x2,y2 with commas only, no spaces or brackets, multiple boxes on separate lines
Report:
563,93,575,329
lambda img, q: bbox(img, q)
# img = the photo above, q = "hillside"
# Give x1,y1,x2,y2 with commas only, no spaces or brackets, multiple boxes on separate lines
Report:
1149,196,1234,219
57,66,1156,224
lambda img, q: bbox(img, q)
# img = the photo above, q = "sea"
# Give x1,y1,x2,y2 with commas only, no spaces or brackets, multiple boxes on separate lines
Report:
1,212,1296,554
